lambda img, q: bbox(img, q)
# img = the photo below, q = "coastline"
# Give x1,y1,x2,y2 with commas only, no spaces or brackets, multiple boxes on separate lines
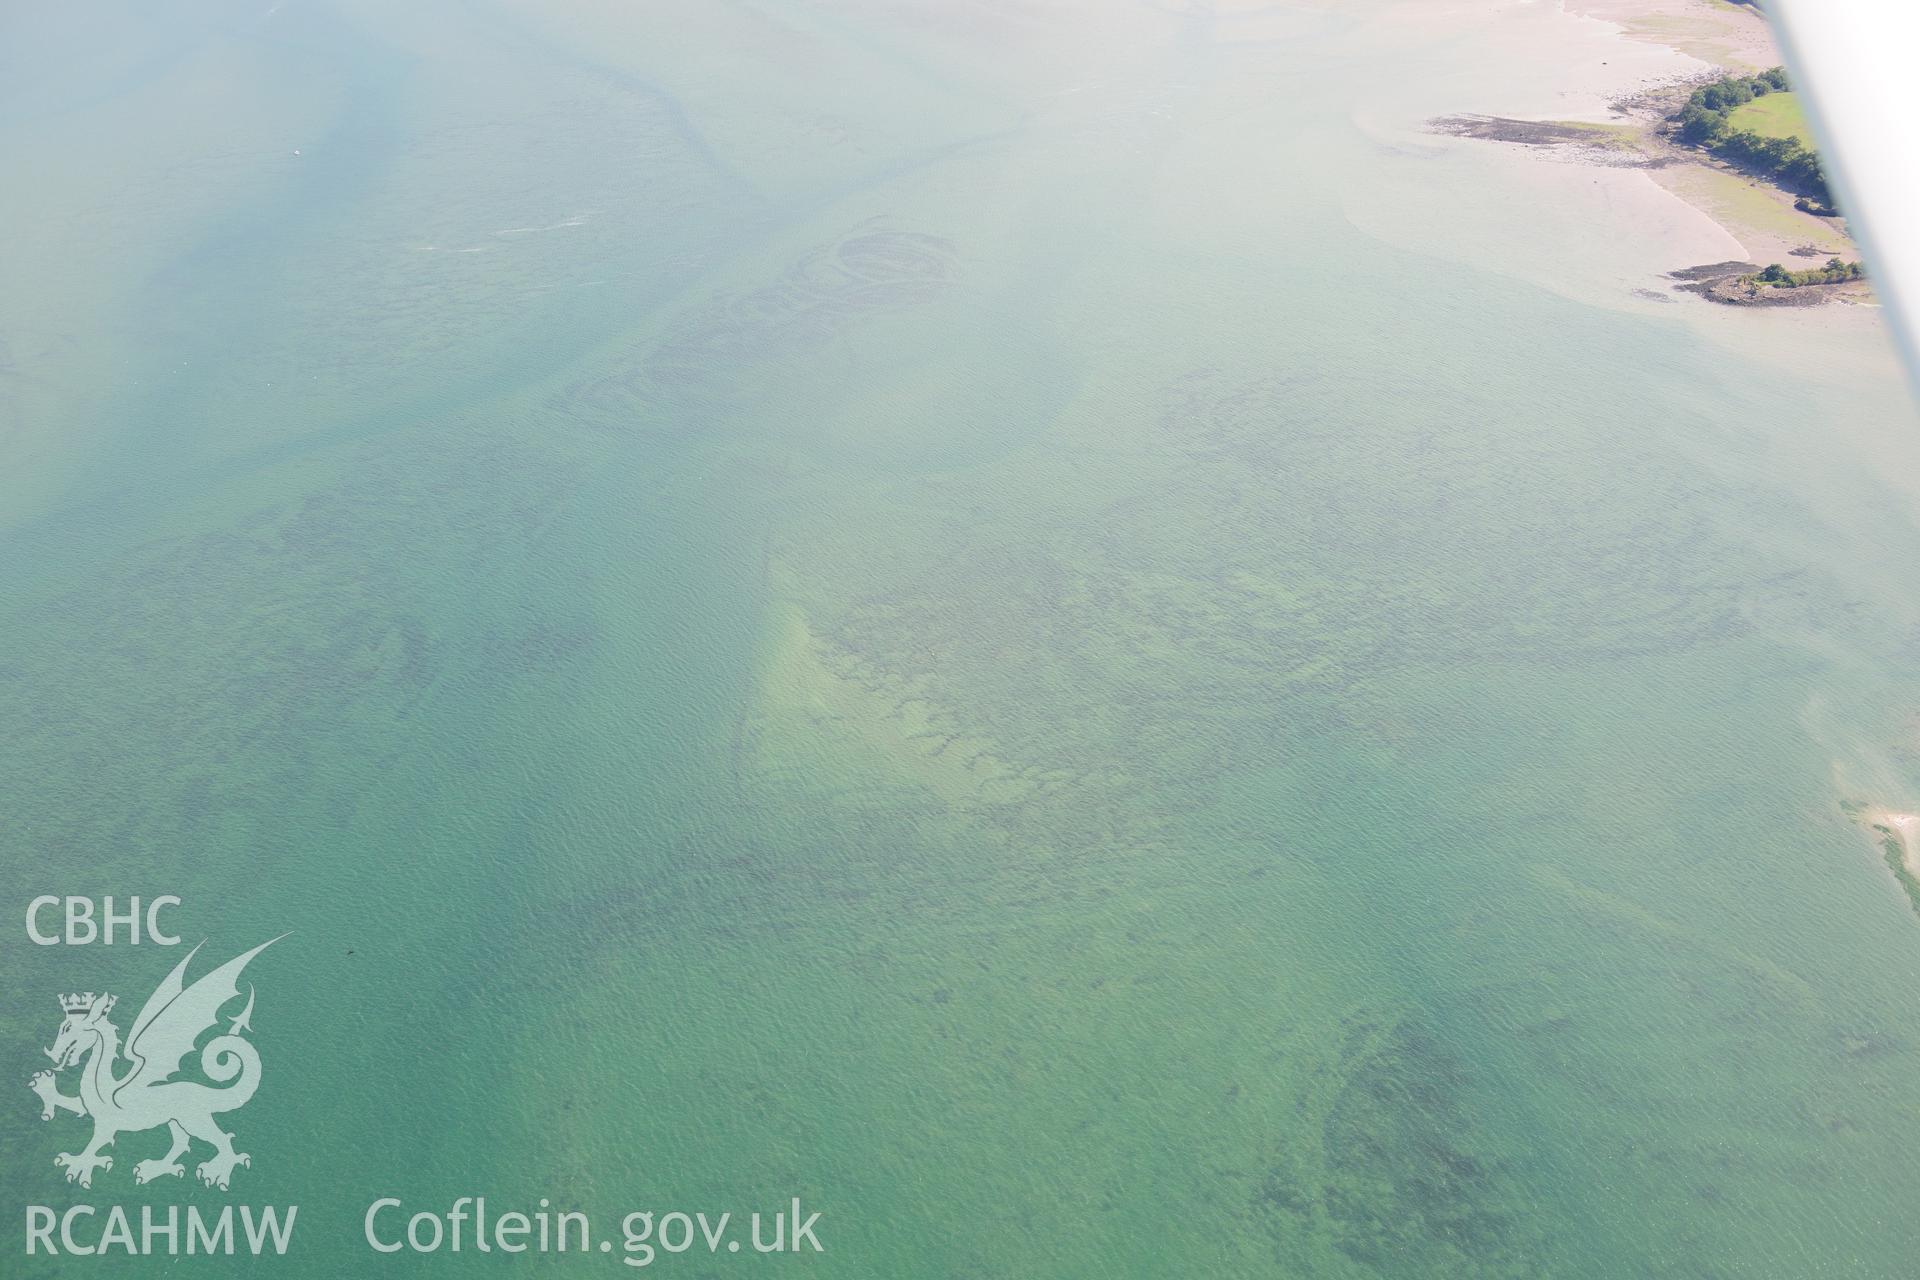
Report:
1613,61,1867,304
1433,0,1870,309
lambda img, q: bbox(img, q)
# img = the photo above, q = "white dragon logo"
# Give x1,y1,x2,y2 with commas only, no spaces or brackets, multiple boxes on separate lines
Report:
27,938,281,1191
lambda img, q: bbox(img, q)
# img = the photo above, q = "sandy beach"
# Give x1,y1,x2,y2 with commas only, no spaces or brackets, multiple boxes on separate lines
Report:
1592,0,1865,286
1400,0,1868,312
1571,0,1780,72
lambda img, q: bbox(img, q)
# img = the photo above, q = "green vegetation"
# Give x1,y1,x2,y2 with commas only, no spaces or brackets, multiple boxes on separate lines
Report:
1749,258,1864,288
1677,65,1790,129
1727,91,1814,148
1674,68,1833,209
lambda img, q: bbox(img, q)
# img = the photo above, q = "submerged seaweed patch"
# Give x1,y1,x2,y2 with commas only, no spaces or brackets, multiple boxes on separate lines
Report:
1873,829,1920,915
1253,1011,1546,1277
554,224,959,433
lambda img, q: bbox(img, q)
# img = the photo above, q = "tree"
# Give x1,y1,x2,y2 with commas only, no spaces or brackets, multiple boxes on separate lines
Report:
1677,104,1726,144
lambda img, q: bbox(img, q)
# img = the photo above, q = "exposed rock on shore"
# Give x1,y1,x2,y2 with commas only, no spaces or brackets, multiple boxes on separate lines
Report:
1668,260,1867,305
1427,114,1656,166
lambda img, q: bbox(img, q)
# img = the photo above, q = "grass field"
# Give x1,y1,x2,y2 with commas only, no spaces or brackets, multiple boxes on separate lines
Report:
1728,91,1816,147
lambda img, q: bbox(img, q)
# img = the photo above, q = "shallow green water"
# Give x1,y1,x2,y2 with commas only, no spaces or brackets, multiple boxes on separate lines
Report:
5,1,1920,1275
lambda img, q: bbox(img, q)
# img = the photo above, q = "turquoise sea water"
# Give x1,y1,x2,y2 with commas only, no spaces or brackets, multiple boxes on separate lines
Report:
5,1,1920,1275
